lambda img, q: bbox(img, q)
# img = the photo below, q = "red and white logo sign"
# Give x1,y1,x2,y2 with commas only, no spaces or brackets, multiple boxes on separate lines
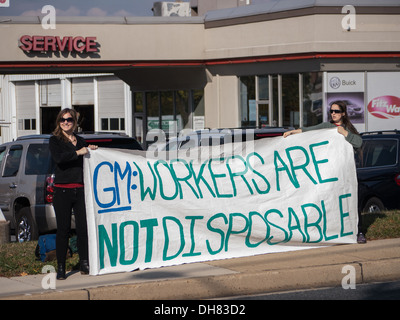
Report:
0,0,10,7
367,95,400,120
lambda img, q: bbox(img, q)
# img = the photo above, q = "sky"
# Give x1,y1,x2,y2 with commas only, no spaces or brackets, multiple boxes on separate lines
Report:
0,0,192,17
0,0,277,17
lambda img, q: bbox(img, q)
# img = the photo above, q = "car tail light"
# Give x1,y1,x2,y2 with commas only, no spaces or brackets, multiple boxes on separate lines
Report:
85,139,112,143
45,174,55,203
255,133,281,138
395,173,400,187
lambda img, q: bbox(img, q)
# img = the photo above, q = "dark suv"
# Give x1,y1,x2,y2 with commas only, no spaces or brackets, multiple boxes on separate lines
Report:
0,133,142,242
356,130,400,213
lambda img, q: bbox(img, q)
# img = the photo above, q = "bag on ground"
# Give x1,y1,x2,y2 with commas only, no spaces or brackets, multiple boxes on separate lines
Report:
35,234,57,262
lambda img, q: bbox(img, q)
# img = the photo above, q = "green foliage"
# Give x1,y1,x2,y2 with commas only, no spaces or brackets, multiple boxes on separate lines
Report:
363,210,400,240
0,241,79,277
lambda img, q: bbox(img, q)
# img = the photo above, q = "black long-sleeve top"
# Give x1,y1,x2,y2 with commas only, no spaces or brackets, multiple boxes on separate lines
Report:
49,134,88,184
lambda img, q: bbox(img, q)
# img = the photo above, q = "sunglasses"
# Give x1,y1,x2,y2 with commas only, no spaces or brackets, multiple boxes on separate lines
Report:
60,117,74,123
330,109,342,114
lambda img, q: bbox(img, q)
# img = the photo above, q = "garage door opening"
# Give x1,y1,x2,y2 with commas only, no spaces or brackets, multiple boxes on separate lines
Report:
74,105,94,132
41,106,61,134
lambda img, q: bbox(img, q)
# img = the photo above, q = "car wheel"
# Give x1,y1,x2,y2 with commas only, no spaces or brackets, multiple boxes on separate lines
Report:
15,207,38,242
362,197,385,213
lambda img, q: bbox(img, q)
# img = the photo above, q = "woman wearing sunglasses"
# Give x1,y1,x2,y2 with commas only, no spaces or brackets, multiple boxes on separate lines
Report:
283,100,365,243
49,108,98,280
283,100,362,149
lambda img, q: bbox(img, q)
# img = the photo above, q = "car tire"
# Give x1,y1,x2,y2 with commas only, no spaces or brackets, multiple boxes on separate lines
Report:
15,207,39,242
362,197,385,213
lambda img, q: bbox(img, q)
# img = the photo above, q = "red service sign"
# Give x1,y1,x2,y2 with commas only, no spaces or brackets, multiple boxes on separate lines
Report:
367,95,400,120
19,35,98,53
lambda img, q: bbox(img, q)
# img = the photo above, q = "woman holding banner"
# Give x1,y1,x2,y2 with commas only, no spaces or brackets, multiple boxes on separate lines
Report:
283,100,362,149
49,108,98,280
283,100,365,243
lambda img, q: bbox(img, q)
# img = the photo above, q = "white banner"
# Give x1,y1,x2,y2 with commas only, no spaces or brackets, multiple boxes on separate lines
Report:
84,129,358,275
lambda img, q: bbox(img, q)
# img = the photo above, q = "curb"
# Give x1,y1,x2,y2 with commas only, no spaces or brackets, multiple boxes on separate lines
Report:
2,257,400,300
86,264,362,300
2,238,400,300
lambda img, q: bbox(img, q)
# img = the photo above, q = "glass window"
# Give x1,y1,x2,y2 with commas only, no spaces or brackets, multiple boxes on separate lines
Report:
110,118,119,130
134,116,144,144
146,92,159,118
239,76,256,128
193,90,204,117
361,140,398,168
282,74,299,127
193,89,205,131
0,147,6,168
19,119,36,130
24,119,31,130
257,76,269,100
257,76,269,128
101,118,125,131
133,89,204,147
239,72,321,129
147,91,160,131
3,145,23,177
271,75,279,127
134,92,144,113
101,118,108,130
258,104,268,127
161,91,175,137
176,90,190,131
25,144,51,175
303,72,323,127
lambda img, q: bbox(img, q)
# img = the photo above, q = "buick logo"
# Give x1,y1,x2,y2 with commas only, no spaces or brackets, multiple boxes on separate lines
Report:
329,77,341,89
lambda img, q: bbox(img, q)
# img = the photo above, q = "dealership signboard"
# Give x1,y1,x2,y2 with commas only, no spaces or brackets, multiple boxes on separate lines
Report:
0,0,9,7
326,72,400,133
326,72,366,133
19,35,98,53
366,72,400,132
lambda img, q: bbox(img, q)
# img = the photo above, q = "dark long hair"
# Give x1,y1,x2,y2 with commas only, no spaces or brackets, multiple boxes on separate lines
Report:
52,108,79,143
329,100,359,135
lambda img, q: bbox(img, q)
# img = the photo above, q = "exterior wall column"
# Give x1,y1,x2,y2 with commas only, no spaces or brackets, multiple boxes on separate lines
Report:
205,74,239,129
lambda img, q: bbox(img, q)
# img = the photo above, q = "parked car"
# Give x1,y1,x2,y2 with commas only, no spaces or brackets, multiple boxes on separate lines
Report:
152,127,293,152
356,130,400,213
0,133,142,242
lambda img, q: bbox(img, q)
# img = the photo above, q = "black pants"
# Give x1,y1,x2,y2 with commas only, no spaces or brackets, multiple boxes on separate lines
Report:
53,187,88,264
358,210,364,234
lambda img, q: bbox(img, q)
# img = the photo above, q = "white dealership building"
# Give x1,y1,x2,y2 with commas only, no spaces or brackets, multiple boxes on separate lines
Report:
0,0,399,147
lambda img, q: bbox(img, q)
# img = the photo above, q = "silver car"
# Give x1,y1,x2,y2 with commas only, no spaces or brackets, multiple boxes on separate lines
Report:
0,133,142,242
0,136,56,242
